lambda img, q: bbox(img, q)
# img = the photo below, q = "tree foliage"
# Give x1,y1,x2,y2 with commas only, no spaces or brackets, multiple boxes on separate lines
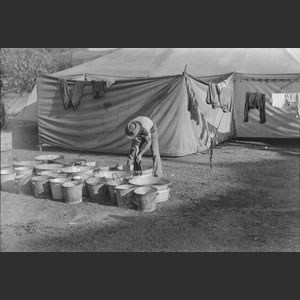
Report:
0,48,83,94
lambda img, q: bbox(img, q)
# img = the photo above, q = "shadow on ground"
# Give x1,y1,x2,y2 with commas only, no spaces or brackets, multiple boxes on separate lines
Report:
3,154,298,252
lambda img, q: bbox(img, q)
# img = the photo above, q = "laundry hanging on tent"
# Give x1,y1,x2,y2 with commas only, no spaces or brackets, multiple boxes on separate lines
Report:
271,93,286,108
206,82,220,109
91,81,106,99
284,93,299,105
218,78,233,113
58,79,85,110
59,79,72,109
71,81,85,109
296,97,300,118
271,93,300,117
217,78,230,94
295,97,300,118
284,93,300,117
206,79,233,113
185,75,200,125
244,92,266,124
198,112,215,149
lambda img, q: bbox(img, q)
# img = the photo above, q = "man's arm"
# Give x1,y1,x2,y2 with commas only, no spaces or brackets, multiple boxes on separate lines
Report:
137,127,152,158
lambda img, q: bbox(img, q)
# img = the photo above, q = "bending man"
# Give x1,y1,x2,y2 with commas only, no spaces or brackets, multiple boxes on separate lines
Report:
125,116,163,177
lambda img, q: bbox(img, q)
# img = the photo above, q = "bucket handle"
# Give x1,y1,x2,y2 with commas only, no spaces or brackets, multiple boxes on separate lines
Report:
112,173,122,184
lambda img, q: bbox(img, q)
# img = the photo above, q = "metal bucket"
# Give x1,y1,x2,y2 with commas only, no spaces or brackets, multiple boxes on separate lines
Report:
72,175,91,197
107,180,122,203
15,174,33,195
133,187,158,213
115,184,137,209
50,177,70,200
0,169,16,192
129,176,171,191
35,164,65,175
15,167,33,176
31,175,51,198
13,160,42,174
93,170,130,180
86,177,107,201
62,181,83,204
156,188,171,203
61,166,94,177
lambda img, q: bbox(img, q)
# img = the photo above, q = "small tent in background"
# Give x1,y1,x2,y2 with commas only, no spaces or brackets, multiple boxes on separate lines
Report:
13,85,38,124
14,48,300,155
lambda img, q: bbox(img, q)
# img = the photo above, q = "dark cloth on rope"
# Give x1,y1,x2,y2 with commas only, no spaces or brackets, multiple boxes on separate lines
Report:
92,81,105,99
71,81,85,109
59,79,72,109
244,92,266,123
206,82,221,109
206,81,233,113
58,79,85,110
185,75,200,125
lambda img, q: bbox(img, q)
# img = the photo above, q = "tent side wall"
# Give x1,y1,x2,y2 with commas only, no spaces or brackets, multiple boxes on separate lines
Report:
37,75,205,156
234,73,300,138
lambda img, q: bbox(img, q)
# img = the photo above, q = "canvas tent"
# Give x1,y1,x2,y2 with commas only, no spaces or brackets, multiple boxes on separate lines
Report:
37,72,234,156
15,48,300,156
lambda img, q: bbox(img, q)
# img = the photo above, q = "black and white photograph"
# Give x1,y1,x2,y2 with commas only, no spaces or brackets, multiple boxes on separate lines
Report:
1,48,299,252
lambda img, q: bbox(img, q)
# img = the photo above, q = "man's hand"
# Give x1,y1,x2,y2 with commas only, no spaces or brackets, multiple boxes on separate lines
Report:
136,154,142,164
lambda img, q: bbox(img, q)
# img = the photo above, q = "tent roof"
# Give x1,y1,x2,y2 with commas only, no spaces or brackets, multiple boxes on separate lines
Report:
53,48,300,79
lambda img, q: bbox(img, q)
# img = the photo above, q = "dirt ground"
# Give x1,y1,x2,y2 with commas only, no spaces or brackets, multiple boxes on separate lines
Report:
1,124,300,252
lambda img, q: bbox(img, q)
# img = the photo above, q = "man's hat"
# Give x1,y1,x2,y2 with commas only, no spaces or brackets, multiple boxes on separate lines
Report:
125,121,141,139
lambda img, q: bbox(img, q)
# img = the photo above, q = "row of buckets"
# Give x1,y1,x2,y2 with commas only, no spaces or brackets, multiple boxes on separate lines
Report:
0,156,171,213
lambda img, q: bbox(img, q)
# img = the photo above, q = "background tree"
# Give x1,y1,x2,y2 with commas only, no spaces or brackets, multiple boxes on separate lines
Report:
0,48,83,94
0,48,115,94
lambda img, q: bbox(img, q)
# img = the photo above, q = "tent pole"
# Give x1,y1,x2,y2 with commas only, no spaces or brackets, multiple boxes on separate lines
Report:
209,137,213,169
232,71,237,142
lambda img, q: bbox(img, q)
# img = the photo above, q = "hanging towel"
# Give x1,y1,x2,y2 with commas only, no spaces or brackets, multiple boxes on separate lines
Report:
71,81,85,110
244,92,266,124
59,79,72,109
271,93,286,108
92,81,105,99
